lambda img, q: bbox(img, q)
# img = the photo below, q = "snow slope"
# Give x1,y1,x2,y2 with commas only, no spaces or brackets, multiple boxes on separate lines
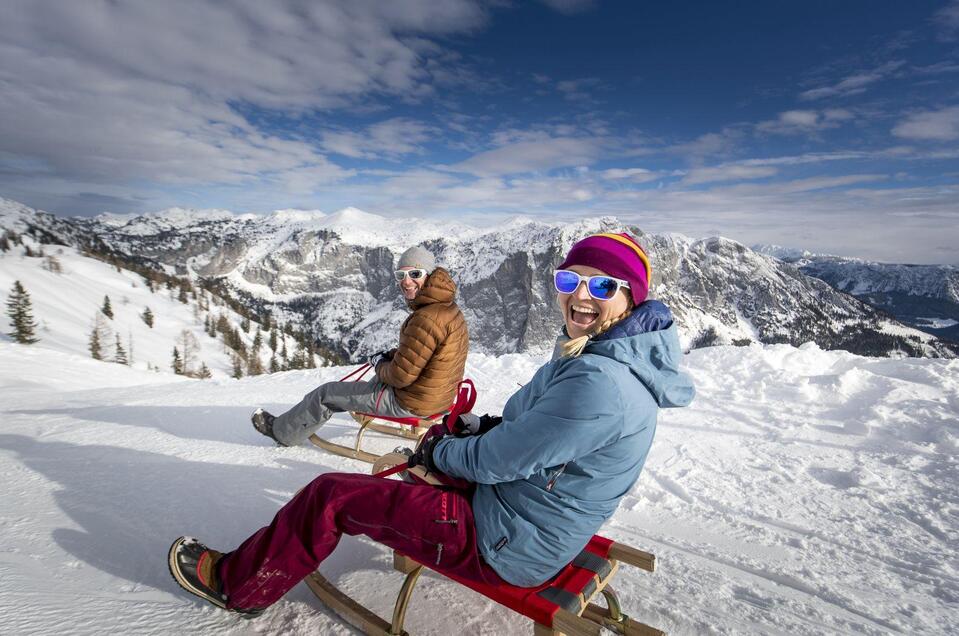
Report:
0,338,956,635
0,245,283,378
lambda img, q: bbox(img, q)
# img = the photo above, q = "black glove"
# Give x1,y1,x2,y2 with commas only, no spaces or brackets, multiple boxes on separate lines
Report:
444,413,503,437
407,435,445,474
368,349,394,367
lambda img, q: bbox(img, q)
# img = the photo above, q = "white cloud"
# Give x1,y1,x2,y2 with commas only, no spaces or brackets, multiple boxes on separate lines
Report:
321,118,435,159
780,110,819,127
756,109,853,135
537,0,597,15
669,129,743,159
934,1,959,38
799,61,905,101
0,0,489,206
599,168,660,182
892,106,959,141
556,77,603,102
448,136,607,176
914,61,959,75
683,165,778,185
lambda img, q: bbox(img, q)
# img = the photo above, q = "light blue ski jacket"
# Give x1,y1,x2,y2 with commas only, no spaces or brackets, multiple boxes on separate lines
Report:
432,301,695,586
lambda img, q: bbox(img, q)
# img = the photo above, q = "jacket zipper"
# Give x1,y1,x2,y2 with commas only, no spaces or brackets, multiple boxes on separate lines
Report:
346,516,446,566
546,464,567,492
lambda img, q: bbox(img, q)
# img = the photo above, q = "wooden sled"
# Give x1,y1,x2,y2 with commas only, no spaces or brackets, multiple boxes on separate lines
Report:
309,368,476,465
305,454,664,636
309,411,440,464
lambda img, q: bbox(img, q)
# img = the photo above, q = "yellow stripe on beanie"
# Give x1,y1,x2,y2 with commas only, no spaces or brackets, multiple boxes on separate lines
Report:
595,233,651,281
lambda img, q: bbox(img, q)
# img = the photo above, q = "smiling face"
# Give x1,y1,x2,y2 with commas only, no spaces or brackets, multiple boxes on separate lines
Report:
557,264,631,339
397,266,426,300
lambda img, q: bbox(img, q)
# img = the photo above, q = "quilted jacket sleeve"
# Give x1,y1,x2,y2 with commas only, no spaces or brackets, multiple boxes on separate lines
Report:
376,310,444,389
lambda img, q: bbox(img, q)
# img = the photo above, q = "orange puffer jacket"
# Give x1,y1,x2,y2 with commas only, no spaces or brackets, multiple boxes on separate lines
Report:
375,267,469,416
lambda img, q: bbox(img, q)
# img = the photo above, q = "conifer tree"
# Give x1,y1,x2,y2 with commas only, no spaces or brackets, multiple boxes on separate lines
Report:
89,324,102,360
142,306,154,328
101,295,113,319
247,352,264,376
269,354,279,373
240,316,250,333
197,362,212,379
172,347,184,375
232,354,244,379
114,334,128,365
0,233,9,252
215,313,230,335
252,327,263,353
268,328,277,353
6,280,39,344
176,329,200,376
178,285,188,304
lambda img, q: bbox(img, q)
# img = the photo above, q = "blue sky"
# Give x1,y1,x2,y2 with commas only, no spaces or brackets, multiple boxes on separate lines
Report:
1,0,958,263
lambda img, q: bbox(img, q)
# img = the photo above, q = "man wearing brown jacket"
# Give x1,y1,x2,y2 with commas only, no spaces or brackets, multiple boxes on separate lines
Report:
252,246,469,447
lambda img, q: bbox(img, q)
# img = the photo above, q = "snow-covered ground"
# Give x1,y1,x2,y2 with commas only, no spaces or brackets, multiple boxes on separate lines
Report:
1,335,956,635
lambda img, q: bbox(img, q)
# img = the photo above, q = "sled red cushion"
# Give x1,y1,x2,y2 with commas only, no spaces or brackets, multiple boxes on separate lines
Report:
400,535,616,627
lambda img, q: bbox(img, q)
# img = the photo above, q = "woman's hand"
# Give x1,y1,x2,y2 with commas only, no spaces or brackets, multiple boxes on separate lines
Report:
444,413,503,436
407,435,445,474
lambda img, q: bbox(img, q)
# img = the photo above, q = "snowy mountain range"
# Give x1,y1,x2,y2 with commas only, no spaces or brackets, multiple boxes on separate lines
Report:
3,196,956,360
755,245,959,343
2,197,957,634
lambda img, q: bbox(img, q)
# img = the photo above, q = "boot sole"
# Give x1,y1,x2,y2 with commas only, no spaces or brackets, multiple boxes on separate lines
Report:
167,537,229,610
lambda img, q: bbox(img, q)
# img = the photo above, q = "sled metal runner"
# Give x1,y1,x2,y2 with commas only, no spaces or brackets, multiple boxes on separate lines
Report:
306,454,664,636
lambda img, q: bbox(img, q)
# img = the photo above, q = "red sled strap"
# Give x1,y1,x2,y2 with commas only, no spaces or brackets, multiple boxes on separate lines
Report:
373,378,477,478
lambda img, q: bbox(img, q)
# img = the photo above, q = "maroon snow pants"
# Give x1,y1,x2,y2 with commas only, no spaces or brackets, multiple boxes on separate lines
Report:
217,472,498,610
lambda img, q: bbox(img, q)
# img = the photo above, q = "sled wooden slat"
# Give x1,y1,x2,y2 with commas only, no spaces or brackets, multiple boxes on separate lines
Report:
307,536,665,636
308,412,436,464
364,420,429,440
306,571,406,636
581,602,665,636
534,608,602,636
309,433,381,464
607,543,655,572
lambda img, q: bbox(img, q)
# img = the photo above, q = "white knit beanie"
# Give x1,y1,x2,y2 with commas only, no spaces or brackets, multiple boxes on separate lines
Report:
397,246,436,272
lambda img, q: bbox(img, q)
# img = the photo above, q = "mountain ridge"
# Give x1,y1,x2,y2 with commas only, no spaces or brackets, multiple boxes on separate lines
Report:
3,196,954,360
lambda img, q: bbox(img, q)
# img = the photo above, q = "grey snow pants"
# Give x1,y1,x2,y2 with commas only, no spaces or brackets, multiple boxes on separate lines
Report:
271,378,417,446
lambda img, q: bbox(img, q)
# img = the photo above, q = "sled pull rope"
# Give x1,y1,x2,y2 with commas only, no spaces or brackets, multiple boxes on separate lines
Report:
373,379,477,479
338,363,373,383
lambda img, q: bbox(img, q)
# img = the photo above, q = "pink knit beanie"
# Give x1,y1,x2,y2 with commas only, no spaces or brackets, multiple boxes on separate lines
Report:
558,233,651,305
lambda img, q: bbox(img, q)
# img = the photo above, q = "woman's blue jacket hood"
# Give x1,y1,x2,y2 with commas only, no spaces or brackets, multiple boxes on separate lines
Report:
433,300,695,586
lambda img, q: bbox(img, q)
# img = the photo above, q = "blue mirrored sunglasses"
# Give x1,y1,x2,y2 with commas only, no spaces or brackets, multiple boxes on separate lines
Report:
553,270,630,301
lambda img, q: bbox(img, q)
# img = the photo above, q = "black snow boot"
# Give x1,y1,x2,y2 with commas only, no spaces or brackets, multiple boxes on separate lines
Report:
168,536,263,617
251,408,287,446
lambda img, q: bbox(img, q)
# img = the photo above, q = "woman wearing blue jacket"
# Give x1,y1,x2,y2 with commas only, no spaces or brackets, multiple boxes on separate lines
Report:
169,232,695,614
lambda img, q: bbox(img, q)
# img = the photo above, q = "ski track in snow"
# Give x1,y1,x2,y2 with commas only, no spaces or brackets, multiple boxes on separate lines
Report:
1,338,957,634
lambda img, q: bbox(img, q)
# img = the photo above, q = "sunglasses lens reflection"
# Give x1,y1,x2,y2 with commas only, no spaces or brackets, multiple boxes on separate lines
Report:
395,269,427,281
554,270,580,294
588,277,619,300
